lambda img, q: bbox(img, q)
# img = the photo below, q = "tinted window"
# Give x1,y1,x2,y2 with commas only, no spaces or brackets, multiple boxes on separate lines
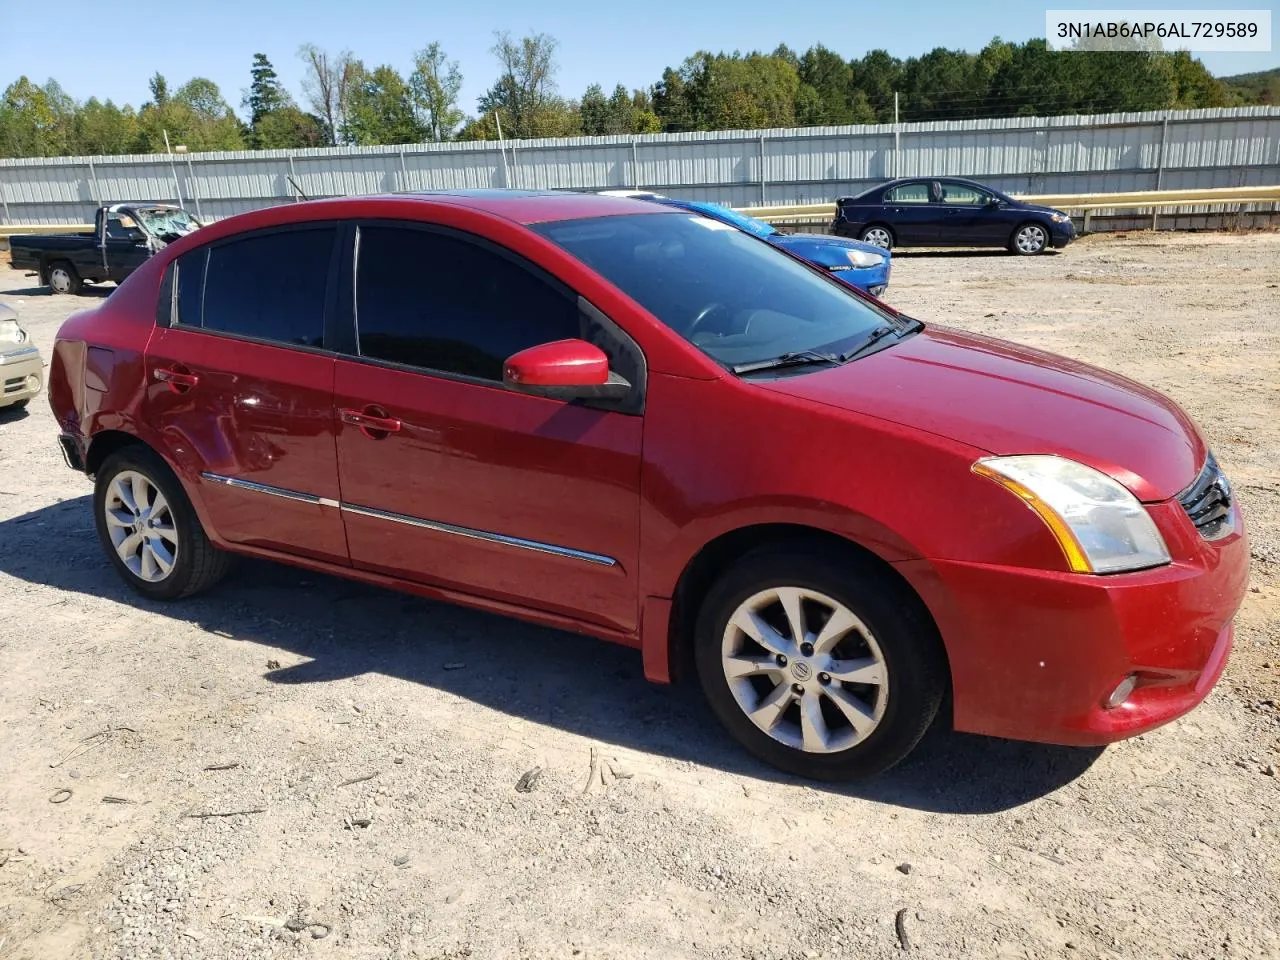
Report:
174,248,207,328
355,225,580,381
939,183,989,205
534,213,890,369
197,228,334,347
885,183,930,204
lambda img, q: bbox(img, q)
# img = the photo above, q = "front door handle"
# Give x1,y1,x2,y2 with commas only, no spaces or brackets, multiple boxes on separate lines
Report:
339,406,402,439
154,367,199,393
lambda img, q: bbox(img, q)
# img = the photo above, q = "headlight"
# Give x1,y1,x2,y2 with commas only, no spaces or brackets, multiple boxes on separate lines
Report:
845,249,885,268
0,319,27,344
973,455,1170,574
1050,212,1071,223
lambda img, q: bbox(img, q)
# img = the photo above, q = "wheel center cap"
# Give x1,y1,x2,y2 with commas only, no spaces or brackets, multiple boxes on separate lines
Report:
790,660,812,682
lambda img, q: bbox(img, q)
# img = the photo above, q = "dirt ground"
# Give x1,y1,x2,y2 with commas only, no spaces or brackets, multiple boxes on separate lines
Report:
0,232,1277,960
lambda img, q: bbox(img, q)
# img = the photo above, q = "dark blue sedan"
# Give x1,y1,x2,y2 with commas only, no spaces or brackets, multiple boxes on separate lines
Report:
600,191,891,296
831,177,1076,255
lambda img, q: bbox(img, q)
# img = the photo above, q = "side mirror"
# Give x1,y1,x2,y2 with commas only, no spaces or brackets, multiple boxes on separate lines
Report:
986,198,1003,208
503,339,631,401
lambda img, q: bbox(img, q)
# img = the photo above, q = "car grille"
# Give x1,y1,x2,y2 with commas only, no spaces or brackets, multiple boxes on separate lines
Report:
3,376,26,395
1177,452,1234,541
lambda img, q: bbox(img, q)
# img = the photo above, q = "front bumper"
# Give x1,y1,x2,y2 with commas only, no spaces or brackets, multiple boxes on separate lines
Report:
0,345,43,408
1051,219,1076,248
899,499,1249,746
832,260,891,297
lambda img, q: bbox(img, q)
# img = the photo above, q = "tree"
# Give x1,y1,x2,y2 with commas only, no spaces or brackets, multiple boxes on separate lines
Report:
253,107,327,148
0,77,60,157
652,67,693,132
73,98,140,154
244,53,290,127
673,51,801,130
136,75,244,153
849,50,904,123
580,83,609,135
478,31,563,138
799,45,871,124
298,43,357,145
409,42,464,141
343,63,421,145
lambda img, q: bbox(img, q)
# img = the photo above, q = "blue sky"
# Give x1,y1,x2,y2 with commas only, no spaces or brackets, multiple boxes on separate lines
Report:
1,0,1276,118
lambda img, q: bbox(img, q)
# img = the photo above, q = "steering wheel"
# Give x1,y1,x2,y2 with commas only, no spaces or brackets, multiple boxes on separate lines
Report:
688,302,728,338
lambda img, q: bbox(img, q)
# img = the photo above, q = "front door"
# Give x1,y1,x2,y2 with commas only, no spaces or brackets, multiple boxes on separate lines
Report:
101,209,154,282
331,222,644,634
936,181,1007,245
144,224,349,563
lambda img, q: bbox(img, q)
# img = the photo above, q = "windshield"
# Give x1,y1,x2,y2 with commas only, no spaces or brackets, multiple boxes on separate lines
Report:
690,203,775,239
133,207,201,242
533,213,894,369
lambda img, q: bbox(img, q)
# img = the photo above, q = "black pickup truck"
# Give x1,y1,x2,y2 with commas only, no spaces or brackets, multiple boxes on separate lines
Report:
9,203,202,294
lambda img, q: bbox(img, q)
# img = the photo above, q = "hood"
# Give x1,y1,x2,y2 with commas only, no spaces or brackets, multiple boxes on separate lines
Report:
1010,201,1064,217
759,326,1204,502
772,232,889,264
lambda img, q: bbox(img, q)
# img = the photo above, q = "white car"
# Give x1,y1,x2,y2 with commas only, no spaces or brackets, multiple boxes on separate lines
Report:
0,302,43,412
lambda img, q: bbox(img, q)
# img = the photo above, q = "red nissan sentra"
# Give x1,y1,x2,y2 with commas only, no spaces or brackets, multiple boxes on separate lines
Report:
47,191,1248,780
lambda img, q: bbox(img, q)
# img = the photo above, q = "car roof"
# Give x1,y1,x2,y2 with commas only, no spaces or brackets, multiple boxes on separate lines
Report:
107,202,185,213
844,177,995,200
386,189,673,224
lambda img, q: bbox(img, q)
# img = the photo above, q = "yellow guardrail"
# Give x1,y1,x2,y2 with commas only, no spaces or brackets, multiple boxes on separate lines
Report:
738,185,1280,222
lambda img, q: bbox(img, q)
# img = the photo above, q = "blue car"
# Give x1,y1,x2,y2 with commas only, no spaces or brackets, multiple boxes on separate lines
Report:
600,191,891,297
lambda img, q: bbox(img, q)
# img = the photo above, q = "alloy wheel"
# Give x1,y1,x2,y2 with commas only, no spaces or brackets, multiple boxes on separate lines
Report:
862,227,892,249
103,470,179,582
1015,225,1047,254
720,586,888,754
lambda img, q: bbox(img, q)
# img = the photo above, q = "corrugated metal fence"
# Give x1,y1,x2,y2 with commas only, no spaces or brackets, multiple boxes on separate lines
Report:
1,106,1277,225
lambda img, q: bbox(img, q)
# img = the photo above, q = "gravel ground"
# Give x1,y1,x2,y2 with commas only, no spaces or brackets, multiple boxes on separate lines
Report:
0,232,1278,960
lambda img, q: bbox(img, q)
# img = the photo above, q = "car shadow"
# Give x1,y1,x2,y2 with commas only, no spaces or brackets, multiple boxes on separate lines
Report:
0,496,1103,813
891,249,1064,259
0,285,113,298
0,404,31,423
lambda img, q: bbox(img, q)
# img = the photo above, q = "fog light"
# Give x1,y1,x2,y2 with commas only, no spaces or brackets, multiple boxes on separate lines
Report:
1104,674,1138,709
26,374,40,393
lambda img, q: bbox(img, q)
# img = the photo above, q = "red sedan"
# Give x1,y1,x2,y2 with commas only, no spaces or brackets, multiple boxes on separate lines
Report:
47,191,1248,780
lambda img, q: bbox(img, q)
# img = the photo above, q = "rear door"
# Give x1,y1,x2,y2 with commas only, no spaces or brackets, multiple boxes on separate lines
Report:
882,181,936,245
144,223,349,563
330,221,644,634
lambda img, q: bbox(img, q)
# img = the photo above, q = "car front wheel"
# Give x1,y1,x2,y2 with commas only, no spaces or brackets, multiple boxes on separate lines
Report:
94,446,232,600
1010,223,1049,255
694,547,947,781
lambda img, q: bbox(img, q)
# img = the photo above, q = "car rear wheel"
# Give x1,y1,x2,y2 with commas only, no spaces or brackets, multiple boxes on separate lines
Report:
858,225,894,250
47,261,82,295
1010,223,1049,255
694,547,947,781
94,446,232,600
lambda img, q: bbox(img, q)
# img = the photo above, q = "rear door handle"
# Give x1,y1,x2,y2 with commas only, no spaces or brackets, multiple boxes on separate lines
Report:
154,367,199,392
339,407,402,438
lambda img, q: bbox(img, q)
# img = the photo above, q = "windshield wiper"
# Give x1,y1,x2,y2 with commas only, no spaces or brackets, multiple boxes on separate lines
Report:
731,349,843,375
837,324,902,362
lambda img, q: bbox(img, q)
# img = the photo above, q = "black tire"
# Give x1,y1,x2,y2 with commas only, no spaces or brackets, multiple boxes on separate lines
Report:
694,546,947,781
1008,222,1049,256
858,224,895,251
93,446,232,600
